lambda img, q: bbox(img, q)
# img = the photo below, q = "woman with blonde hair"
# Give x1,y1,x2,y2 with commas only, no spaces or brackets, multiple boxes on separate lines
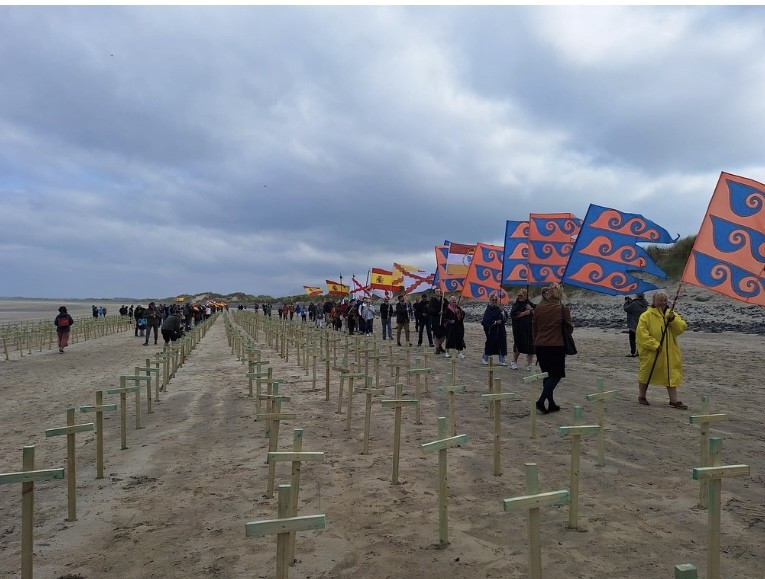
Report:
636,290,688,409
532,283,573,413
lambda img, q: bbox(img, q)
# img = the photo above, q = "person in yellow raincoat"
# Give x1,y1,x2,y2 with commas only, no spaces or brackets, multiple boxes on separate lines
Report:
636,290,688,409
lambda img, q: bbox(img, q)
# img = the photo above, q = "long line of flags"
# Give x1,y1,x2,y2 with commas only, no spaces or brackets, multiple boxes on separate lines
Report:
303,172,765,307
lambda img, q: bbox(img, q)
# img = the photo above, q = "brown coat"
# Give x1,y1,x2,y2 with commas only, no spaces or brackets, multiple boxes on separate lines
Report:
532,302,573,347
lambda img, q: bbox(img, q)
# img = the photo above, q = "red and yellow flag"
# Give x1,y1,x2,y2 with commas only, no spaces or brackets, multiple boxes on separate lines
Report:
325,280,349,296
303,286,323,297
369,268,399,292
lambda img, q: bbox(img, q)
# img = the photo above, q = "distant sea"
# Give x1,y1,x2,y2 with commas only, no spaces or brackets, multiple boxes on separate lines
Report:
0,298,140,323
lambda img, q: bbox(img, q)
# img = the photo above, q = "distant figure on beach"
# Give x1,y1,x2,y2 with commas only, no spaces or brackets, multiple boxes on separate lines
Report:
481,293,508,365
395,294,411,346
161,307,183,345
359,297,375,336
144,302,161,346
134,305,146,337
54,306,74,353
532,282,572,414
443,296,465,358
416,293,434,347
624,293,648,357
510,288,535,370
92,305,98,318
636,291,688,409
429,288,449,354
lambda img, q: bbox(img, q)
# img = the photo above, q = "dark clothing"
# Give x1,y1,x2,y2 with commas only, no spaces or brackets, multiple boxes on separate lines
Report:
144,305,161,344
394,302,409,324
444,305,465,351
380,302,393,321
481,304,508,356
416,299,433,346
510,299,535,355
428,295,448,340
624,297,649,331
161,314,182,343
54,313,74,332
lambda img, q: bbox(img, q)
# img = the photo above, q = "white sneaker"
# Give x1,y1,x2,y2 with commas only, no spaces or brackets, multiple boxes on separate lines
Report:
444,352,451,358
481,358,489,365
458,352,465,359
510,362,518,370
498,362,508,367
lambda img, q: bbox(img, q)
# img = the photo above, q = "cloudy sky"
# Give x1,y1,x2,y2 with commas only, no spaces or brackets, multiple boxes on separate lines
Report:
2,5,764,299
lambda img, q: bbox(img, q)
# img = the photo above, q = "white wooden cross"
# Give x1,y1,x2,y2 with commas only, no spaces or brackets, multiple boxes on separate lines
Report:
584,377,618,467
692,437,750,579
522,371,548,439
689,395,728,508
558,406,600,529
79,390,117,479
381,383,419,484
420,416,468,546
481,377,516,476
502,463,569,579
245,483,326,579
45,407,95,521
0,445,64,579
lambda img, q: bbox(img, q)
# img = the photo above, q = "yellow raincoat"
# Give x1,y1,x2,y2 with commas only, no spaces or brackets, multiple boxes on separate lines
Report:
636,307,687,387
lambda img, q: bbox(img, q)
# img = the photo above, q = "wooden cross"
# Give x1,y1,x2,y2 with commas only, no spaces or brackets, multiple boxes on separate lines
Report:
420,416,469,546
245,483,326,579
522,371,548,439
584,377,618,467
674,564,698,578
339,363,364,421
481,377,516,476
257,382,297,497
0,445,64,579
141,358,162,402
79,390,117,479
355,376,386,454
45,407,95,521
133,366,154,414
485,356,495,418
381,383,419,484
689,395,728,508
155,350,171,391
118,374,148,428
322,355,331,401
437,379,465,436
407,357,432,425
558,406,600,529
502,463,570,579
267,429,325,565
692,437,750,579
106,378,140,449
367,349,386,389
247,359,270,404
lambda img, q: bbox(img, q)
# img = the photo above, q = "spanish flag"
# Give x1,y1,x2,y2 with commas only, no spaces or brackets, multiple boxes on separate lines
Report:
326,280,349,296
370,268,399,292
303,286,323,297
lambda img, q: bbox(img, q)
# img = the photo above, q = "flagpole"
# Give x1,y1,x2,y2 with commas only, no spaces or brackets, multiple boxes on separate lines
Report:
645,283,684,386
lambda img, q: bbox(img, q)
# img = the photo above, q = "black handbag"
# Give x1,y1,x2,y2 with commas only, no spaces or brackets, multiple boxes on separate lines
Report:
561,305,577,355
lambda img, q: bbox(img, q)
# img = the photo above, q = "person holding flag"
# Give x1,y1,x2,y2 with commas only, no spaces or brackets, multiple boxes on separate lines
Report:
636,291,688,409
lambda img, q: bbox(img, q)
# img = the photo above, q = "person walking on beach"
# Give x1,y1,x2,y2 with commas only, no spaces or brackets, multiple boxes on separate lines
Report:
481,293,508,365
54,306,74,353
429,288,449,354
144,302,161,346
380,297,393,340
359,297,375,336
443,296,466,358
636,291,688,409
532,283,572,413
624,292,648,357
395,294,411,346
416,293,434,347
510,288,535,370
161,307,183,345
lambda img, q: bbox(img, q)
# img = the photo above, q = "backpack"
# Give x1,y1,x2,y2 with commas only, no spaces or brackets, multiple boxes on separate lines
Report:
57,316,70,328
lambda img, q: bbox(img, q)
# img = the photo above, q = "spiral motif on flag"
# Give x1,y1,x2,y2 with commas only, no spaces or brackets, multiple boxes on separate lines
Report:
479,246,502,265
539,266,556,280
444,279,463,292
693,251,764,299
711,216,765,263
504,264,528,282
474,265,498,282
728,180,765,218
468,283,493,300
591,210,661,240
568,263,638,291
505,242,527,260
508,222,530,237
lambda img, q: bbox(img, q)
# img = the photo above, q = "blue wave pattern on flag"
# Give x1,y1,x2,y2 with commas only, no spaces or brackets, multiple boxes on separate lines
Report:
528,213,582,284
562,204,675,295
461,243,508,301
501,220,529,285
690,251,765,299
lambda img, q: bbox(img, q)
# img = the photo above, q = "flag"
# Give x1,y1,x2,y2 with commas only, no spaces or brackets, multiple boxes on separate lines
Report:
326,280,349,296
528,213,582,283
393,263,435,295
303,286,323,297
370,268,399,292
501,220,530,285
350,275,371,299
562,204,676,295
433,245,449,289
441,241,475,292
681,172,765,305
460,243,509,301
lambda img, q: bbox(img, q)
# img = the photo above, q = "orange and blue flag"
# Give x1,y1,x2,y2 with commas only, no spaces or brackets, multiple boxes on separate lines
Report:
528,213,582,283
501,220,530,285
460,243,509,301
562,204,676,295
682,172,765,305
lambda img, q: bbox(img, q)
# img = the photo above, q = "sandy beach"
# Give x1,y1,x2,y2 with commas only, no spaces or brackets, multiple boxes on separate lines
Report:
0,298,763,579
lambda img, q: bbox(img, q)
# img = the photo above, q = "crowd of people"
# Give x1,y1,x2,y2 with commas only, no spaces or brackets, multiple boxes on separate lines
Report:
60,286,688,412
